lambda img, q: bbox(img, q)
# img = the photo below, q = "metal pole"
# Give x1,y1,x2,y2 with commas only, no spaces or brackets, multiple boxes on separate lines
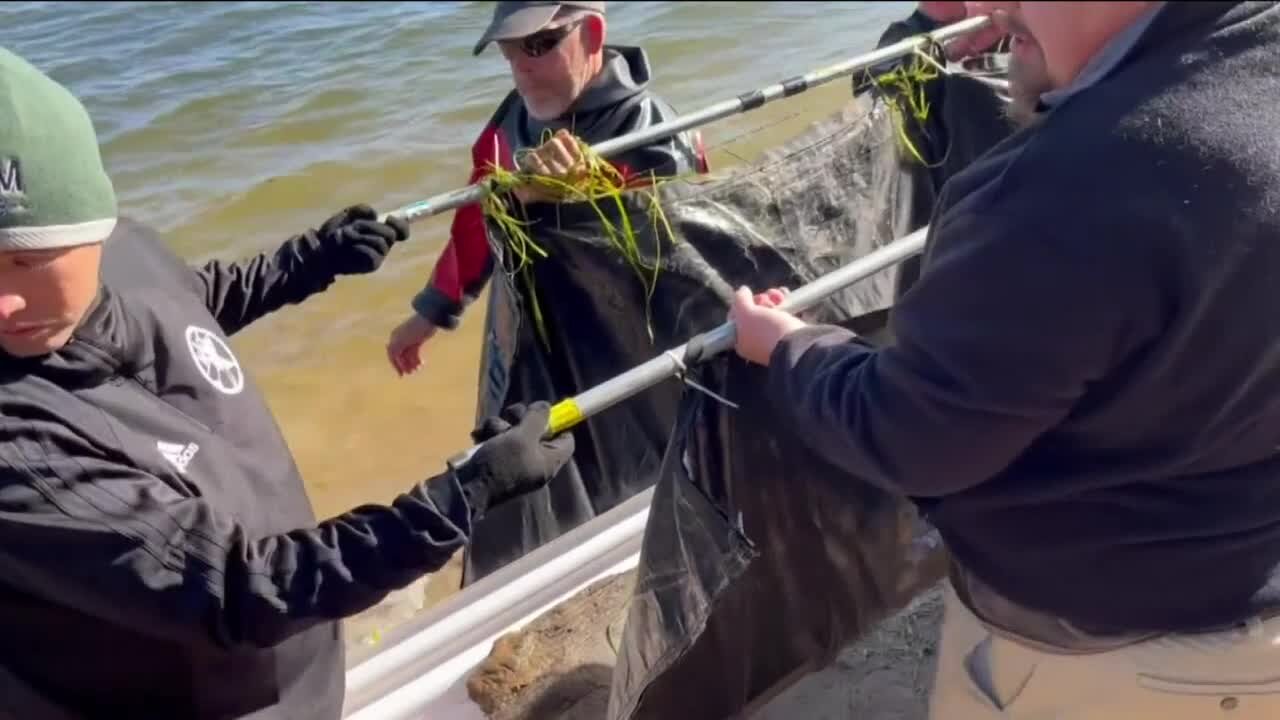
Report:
448,225,929,467
382,15,991,224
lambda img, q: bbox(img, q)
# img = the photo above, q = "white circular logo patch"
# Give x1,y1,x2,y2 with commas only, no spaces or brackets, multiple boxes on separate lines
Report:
185,325,245,395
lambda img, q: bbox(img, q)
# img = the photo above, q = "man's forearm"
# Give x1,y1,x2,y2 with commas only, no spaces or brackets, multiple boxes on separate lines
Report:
764,325,917,494
220,468,475,648
200,206,408,335
0,452,474,656
412,283,466,330
195,231,336,336
764,322,1057,500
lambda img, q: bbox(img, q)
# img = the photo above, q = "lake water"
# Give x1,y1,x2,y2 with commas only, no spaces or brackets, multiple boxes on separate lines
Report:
3,0,910,527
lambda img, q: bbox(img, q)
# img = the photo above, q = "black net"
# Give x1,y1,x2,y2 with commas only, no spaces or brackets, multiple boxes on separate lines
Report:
606,343,949,720
463,94,912,583
462,73,1012,718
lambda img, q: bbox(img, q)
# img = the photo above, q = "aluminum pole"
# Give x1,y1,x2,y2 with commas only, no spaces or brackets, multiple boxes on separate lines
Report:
381,16,991,224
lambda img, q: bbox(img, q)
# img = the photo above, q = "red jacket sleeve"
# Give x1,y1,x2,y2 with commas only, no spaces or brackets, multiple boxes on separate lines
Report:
411,125,511,330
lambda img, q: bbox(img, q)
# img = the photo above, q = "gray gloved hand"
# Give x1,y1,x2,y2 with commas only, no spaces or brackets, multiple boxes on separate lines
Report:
454,401,575,517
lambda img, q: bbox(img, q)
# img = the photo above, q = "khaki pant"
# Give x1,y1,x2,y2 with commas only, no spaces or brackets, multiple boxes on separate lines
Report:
929,583,1280,719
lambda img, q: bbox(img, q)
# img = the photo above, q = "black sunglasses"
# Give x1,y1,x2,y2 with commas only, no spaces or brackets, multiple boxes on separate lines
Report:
504,18,585,58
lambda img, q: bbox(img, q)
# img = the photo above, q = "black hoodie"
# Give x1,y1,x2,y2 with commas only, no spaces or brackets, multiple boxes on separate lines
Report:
413,44,707,331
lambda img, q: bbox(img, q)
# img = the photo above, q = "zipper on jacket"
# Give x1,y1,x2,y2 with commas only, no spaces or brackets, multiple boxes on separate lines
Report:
112,376,216,436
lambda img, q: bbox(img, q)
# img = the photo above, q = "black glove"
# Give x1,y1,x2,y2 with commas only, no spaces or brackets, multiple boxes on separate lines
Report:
316,204,410,275
453,401,575,517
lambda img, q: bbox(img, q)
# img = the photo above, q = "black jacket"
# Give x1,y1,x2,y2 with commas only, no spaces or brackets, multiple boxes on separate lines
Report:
0,219,472,719
769,1,1280,634
494,44,706,182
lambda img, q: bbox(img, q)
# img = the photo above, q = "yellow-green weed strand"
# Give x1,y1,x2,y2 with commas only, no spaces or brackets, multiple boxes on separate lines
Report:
480,131,683,350
861,38,949,169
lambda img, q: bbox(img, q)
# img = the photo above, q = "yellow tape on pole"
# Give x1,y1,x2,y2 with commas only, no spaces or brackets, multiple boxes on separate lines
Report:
547,398,585,436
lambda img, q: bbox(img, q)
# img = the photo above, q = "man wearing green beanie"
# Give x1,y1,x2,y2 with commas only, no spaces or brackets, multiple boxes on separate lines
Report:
0,46,574,720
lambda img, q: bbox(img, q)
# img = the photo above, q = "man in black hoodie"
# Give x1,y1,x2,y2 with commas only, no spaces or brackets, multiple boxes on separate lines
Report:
384,0,709,584
385,0,707,375
0,46,573,720
732,2,1280,717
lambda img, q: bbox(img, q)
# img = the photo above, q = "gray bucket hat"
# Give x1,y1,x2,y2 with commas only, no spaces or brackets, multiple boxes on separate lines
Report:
473,1,605,56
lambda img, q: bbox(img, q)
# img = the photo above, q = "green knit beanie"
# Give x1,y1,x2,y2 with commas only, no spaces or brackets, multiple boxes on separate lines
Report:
0,46,117,251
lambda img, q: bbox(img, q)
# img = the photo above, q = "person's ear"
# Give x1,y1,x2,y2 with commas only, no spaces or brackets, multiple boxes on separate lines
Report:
582,14,606,53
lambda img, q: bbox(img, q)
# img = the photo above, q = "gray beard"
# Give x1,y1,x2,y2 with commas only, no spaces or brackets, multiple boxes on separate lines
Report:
1006,52,1054,130
1005,97,1047,129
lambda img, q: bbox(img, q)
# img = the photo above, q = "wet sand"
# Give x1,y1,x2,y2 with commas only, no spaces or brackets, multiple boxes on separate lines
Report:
457,569,943,720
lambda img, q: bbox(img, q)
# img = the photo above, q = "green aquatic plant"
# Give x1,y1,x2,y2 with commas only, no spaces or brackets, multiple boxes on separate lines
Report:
863,38,951,168
479,131,681,348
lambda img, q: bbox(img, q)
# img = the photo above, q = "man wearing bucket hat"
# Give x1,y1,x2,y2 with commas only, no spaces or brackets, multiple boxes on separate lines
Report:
473,0,605,54
0,46,574,720
386,0,708,376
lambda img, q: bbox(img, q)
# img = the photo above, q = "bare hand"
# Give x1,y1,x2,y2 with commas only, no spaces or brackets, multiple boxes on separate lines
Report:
729,286,808,366
941,2,1014,62
513,129,588,204
386,314,439,377
918,1,969,23
753,287,790,309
